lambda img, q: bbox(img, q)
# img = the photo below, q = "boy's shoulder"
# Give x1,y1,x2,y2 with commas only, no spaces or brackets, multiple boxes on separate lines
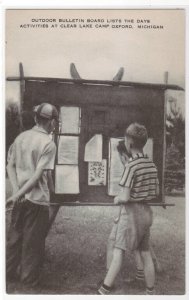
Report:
15,128,56,149
126,155,157,170
14,129,32,142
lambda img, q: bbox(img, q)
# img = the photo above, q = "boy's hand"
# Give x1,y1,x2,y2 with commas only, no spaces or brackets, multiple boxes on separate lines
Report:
6,195,19,208
119,152,129,166
114,196,121,205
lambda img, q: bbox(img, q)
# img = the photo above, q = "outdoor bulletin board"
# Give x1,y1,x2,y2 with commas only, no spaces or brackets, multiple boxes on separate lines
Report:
18,77,183,205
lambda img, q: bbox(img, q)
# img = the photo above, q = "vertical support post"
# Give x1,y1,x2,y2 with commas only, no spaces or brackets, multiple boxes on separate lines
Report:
162,90,168,204
19,62,25,132
164,71,169,84
162,71,169,203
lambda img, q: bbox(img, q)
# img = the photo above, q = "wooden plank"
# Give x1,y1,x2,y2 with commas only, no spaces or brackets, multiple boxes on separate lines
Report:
70,63,82,79
164,71,169,84
161,91,167,204
49,202,175,207
113,67,124,81
19,62,25,132
6,76,184,91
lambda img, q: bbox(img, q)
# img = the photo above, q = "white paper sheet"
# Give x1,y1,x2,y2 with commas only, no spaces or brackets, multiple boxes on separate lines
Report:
143,138,153,160
58,136,79,164
84,134,102,162
55,165,79,194
88,160,107,186
108,138,125,196
60,106,80,134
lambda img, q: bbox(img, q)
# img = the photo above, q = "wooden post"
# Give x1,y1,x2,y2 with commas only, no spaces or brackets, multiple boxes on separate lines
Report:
164,71,169,84
19,62,25,132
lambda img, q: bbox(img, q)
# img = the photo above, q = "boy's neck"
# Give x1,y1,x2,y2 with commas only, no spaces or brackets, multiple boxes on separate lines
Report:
36,123,49,134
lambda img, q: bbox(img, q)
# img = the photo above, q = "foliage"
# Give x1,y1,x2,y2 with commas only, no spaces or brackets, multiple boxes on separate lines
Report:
6,102,20,157
165,96,185,192
165,145,185,192
166,99,185,158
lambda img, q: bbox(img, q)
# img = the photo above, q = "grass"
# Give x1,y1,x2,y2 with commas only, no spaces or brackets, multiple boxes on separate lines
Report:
6,179,185,295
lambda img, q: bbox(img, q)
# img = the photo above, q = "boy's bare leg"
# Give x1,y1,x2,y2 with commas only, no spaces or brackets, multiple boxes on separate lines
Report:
141,250,155,290
123,250,144,283
106,239,115,270
134,250,144,270
136,243,162,274
104,248,124,287
150,244,163,273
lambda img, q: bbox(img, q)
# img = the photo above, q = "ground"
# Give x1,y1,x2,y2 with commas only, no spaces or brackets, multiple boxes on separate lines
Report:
6,190,185,295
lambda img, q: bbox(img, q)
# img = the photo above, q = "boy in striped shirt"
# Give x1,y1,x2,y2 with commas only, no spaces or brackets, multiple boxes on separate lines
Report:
98,123,159,295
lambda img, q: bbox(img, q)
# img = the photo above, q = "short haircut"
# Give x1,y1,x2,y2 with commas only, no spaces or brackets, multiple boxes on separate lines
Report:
125,123,148,148
35,114,52,126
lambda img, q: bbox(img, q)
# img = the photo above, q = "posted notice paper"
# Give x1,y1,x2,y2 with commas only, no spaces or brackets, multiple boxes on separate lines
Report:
84,134,102,162
143,138,153,160
88,160,107,186
58,136,79,164
108,138,124,196
55,165,80,194
60,106,80,134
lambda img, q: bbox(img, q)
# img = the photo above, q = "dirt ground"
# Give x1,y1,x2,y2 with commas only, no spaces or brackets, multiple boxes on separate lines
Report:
6,194,185,295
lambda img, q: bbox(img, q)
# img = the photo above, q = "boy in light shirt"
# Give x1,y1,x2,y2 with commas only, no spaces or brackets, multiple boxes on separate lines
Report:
6,103,58,289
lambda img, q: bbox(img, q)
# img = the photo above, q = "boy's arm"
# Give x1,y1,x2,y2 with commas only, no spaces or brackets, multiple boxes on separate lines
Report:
6,141,56,207
6,167,44,206
47,170,54,193
114,187,131,204
114,159,134,205
7,157,19,195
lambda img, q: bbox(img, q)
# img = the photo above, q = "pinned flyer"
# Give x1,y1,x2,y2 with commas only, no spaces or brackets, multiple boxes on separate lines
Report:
84,134,102,162
143,138,153,160
60,106,80,134
55,165,79,194
58,136,79,164
88,160,107,186
108,138,124,196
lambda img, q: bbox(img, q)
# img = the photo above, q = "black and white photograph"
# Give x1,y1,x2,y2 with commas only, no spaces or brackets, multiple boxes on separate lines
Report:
4,7,185,296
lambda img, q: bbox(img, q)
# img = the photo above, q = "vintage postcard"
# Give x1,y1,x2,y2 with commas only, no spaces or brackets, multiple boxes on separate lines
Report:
5,8,185,297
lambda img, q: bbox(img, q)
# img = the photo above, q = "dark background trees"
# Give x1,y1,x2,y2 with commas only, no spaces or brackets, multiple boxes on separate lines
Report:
165,96,185,192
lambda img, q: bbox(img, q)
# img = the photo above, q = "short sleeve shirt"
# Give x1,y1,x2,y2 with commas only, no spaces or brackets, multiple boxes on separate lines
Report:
119,153,159,202
9,126,56,205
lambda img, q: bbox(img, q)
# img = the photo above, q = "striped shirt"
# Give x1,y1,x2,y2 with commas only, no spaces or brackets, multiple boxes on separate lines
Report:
119,153,159,202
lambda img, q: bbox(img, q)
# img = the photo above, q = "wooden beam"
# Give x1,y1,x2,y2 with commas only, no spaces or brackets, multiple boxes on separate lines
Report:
49,202,175,207
164,71,169,84
70,63,82,79
113,67,124,81
6,76,184,91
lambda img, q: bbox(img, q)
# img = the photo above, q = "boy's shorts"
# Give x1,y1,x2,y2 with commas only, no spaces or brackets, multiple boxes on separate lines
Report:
109,203,153,251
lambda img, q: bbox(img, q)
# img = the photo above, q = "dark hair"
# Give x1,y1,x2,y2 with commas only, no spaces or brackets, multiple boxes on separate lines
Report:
35,114,52,126
125,123,148,148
